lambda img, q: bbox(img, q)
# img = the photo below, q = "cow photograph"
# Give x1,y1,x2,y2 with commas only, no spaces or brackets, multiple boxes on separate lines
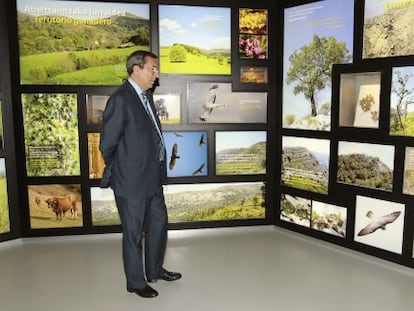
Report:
28,184,82,229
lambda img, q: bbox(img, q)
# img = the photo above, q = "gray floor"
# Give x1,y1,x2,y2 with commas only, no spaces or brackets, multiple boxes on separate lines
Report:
1,226,414,311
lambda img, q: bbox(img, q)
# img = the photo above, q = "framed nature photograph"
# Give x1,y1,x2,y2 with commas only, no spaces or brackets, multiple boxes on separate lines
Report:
0,158,9,234
240,66,268,84
281,136,330,194
90,186,120,226
339,72,381,128
238,8,268,59
283,0,354,131
88,133,104,179
17,0,150,85
363,0,414,59
163,131,208,177
22,93,80,177
215,131,266,176
28,184,83,229
354,195,405,254
153,93,181,125
187,82,267,123
311,201,346,238
390,66,414,136
158,5,230,75
86,95,108,124
280,193,311,228
164,182,265,223
403,146,414,195
337,141,394,192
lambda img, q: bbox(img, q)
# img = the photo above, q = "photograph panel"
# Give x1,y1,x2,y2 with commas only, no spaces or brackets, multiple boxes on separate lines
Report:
363,0,414,59
238,8,268,59
17,0,150,85
283,0,354,131
311,201,346,237
187,82,267,123
354,195,404,254
281,136,330,194
90,186,120,226
339,72,381,128
88,133,104,179
280,193,311,228
86,94,108,125
159,5,230,75
215,131,266,176
337,141,394,191
153,93,181,125
164,182,265,222
390,66,414,137
28,184,83,229
22,93,80,177
164,131,208,178
0,159,9,234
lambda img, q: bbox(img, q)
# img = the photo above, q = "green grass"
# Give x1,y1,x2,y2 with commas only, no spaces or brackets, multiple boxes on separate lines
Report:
283,175,328,194
20,46,142,85
0,177,10,234
160,47,230,75
169,197,265,222
29,201,83,229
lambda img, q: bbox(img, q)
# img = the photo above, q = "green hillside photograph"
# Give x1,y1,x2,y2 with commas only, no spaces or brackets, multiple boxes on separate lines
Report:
159,5,230,75
17,0,149,85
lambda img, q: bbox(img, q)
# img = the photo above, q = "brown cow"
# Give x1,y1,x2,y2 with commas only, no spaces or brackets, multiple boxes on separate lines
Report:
45,196,78,221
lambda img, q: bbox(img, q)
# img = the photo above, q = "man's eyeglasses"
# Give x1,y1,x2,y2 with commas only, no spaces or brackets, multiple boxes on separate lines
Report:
140,64,159,73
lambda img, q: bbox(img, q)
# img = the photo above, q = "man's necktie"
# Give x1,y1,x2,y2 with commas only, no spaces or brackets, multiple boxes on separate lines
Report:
141,92,165,162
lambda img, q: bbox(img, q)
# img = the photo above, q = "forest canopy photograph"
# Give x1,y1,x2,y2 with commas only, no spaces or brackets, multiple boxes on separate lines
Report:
337,141,394,191
17,0,150,85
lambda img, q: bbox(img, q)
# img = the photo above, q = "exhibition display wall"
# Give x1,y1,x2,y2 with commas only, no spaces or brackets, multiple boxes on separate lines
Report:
1,0,414,270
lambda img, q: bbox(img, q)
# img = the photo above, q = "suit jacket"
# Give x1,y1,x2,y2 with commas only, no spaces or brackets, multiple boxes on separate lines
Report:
99,81,167,199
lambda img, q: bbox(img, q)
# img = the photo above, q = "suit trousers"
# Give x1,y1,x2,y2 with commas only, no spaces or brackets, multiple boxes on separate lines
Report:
115,186,168,289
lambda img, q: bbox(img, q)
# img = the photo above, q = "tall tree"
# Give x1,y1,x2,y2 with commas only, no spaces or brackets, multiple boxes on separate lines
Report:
286,35,351,117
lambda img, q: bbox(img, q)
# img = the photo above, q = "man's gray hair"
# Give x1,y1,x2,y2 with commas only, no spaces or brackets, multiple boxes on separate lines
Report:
126,50,158,75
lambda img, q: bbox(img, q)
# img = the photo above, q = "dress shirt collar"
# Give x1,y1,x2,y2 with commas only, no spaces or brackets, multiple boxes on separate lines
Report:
128,78,146,102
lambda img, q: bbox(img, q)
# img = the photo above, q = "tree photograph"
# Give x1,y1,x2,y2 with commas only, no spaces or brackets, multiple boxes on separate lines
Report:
283,0,354,131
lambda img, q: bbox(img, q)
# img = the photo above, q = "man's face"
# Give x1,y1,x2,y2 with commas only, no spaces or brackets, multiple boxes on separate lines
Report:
132,56,159,90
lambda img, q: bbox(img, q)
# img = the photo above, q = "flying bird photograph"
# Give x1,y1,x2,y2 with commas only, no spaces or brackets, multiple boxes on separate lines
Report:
199,133,206,146
354,195,405,254
163,131,208,177
192,163,205,175
169,143,180,170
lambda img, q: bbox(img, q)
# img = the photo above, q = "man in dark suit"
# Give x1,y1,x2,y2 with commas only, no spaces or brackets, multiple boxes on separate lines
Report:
100,50,181,298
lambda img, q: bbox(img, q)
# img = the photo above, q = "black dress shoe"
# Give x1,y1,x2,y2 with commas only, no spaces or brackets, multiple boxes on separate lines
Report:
127,285,158,298
148,268,182,282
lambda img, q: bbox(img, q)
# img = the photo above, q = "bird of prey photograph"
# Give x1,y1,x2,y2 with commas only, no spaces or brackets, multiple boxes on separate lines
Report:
357,211,401,236
163,131,208,177
199,133,206,146
192,163,205,175
169,143,180,170
354,195,405,254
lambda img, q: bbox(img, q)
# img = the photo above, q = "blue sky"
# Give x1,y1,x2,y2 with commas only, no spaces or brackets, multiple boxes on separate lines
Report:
159,5,230,50
282,136,330,156
391,66,414,112
17,0,149,19
164,131,208,177
282,0,354,118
